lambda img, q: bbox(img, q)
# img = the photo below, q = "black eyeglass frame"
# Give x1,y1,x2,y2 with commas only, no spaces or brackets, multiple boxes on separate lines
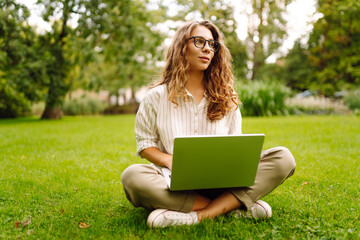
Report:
187,36,221,52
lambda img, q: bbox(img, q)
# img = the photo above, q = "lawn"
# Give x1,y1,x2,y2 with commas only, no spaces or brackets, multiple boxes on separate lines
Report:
0,115,359,239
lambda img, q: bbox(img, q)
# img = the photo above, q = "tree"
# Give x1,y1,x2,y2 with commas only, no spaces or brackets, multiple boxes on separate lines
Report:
307,0,360,96
90,0,165,105
278,40,316,91
35,0,165,118
0,1,46,118
244,0,293,80
34,0,102,119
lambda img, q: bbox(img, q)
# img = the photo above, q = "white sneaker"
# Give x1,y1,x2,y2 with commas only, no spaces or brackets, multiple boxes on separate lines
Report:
147,209,199,228
232,200,272,219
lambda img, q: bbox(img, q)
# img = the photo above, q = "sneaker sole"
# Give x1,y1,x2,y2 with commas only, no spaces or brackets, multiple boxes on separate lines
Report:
147,209,169,228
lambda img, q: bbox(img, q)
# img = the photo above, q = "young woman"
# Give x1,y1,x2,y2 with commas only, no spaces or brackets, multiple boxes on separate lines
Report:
121,20,296,228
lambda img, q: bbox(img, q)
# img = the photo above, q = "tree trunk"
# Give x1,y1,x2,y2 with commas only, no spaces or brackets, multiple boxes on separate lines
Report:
251,41,260,80
41,82,67,119
41,99,64,119
115,92,119,106
130,87,137,104
129,87,139,113
41,1,71,120
41,106,63,119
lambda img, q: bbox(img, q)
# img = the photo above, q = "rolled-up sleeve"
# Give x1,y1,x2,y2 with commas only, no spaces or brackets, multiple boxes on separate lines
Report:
135,89,160,157
228,107,242,135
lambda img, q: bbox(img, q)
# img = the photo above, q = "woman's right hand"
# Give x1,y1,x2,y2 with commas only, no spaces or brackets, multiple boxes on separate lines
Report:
140,147,173,170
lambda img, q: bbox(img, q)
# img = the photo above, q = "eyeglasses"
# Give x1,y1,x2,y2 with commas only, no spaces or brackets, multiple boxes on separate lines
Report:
187,36,221,52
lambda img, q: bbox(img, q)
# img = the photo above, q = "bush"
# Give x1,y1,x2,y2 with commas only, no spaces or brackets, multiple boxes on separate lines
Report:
344,89,360,110
0,82,31,118
236,80,292,116
103,102,139,114
62,96,107,115
286,96,349,115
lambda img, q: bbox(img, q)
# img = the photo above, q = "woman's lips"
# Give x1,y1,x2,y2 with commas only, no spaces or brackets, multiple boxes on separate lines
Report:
199,56,210,62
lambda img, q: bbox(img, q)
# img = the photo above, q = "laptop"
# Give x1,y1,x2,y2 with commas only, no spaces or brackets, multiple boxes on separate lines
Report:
161,134,265,191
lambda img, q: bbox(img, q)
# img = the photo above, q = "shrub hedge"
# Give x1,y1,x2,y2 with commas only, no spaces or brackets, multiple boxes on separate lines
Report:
344,89,360,110
62,96,107,115
236,80,292,116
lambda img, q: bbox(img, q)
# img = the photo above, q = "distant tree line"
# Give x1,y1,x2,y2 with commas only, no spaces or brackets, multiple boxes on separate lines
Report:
1,0,359,118
277,0,360,96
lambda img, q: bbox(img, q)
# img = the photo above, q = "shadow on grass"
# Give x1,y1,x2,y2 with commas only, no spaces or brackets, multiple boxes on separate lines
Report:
107,206,270,239
106,207,149,232
0,116,46,125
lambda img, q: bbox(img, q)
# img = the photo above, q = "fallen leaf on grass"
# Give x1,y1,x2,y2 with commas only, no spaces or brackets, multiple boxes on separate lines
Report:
15,218,31,228
299,181,309,191
79,221,91,229
21,218,31,227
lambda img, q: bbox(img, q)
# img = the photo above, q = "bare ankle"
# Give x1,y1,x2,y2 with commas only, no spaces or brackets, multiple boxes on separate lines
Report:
196,210,205,221
191,194,211,211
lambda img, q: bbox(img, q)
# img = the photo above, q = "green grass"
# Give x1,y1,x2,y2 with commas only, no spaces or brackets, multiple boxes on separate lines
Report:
1,115,359,239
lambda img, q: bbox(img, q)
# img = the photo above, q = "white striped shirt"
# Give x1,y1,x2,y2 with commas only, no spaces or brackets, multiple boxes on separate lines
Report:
135,84,242,156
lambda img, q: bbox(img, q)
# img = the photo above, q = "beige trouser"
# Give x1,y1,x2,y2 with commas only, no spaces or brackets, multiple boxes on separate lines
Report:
121,146,296,212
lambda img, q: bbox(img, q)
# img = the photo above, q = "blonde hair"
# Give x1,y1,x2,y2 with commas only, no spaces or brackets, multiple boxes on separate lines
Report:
154,20,240,121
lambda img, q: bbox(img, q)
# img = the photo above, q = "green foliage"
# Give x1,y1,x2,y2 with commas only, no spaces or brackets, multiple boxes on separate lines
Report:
1,0,165,119
0,1,46,118
0,80,31,118
35,0,165,118
344,89,360,110
79,0,165,96
3,0,360,120
237,80,292,116
307,0,360,96
246,0,293,80
274,39,317,91
279,41,317,91
62,97,107,115
35,0,95,118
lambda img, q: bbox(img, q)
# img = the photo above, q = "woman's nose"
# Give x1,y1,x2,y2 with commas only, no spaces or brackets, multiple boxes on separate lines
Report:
202,43,211,53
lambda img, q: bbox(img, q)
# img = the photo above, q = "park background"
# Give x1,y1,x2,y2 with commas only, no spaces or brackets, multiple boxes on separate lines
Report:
1,0,360,118
1,0,359,239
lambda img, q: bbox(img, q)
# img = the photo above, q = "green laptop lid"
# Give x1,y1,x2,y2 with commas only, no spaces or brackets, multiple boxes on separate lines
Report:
170,134,264,191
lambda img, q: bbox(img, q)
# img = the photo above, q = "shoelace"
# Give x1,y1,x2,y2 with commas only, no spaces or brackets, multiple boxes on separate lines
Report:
163,211,195,224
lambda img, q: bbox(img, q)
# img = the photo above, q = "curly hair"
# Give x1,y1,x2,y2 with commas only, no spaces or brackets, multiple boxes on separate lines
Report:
154,20,240,121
